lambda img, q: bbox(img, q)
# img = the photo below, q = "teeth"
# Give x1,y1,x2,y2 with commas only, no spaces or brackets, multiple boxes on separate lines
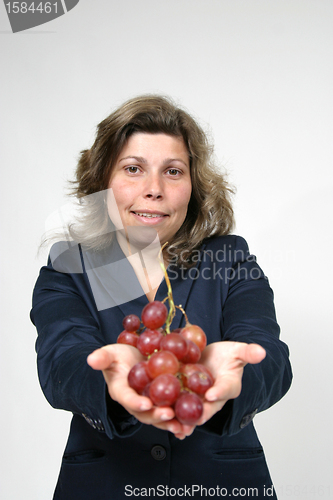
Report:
135,212,163,218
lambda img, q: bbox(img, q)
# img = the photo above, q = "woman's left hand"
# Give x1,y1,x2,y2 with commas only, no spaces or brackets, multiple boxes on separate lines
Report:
194,341,266,426
172,341,266,439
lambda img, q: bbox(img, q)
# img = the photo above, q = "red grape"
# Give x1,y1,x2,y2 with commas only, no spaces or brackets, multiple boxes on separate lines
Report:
149,373,181,406
180,324,207,352
122,314,141,332
195,364,213,379
141,301,168,329
160,332,188,360
136,329,163,356
117,330,139,347
141,381,152,398
186,371,213,395
174,392,203,425
147,350,179,379
180,339,201,363
128,361,152,394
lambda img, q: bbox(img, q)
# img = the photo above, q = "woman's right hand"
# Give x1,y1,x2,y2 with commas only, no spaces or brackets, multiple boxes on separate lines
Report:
87,345,194,438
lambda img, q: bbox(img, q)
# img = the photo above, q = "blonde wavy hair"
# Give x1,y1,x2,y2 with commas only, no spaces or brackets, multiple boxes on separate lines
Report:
69,95,235,267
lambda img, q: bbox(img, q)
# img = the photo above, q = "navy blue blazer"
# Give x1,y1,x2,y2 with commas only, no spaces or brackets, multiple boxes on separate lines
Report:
31,235,292,500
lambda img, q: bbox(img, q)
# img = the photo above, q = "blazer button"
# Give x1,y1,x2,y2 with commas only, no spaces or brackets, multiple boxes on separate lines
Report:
151,445,166,461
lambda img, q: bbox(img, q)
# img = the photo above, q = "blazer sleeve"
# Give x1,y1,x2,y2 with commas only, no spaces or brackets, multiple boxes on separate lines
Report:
199,236,292,436
30,249,142,440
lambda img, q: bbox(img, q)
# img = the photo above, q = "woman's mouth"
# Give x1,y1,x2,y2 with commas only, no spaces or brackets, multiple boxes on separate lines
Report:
131,211,169,223
134,212,167,218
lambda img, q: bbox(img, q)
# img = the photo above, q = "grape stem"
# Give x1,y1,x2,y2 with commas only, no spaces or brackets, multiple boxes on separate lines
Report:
175,305,190,326
159,243,175,334
159,244,192,332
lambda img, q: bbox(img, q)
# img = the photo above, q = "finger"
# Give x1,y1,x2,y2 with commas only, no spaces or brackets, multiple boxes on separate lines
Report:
235,343,266,365
130,406,174,423
155,420,195,437
87,347,115,371
204,373,242,402
174,434,186,440
180,424,196,437
107,377,154,412
131,409,195,437
87,344,141,371
130,411,184,435
155,420,184,434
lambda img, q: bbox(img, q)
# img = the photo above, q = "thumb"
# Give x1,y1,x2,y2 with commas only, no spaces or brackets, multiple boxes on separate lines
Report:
238,343,266,365
87,347,114,371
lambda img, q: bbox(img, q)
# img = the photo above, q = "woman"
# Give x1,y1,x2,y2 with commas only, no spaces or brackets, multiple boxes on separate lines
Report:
31,95,292,499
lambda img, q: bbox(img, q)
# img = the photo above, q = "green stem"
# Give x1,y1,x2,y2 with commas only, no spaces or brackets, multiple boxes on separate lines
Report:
175,304,190,325
159,243,175,334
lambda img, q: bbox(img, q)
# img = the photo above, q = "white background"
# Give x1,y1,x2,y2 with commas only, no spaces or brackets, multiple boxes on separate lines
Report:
1,1,332,499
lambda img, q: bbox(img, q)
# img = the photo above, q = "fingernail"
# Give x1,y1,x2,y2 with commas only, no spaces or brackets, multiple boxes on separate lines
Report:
161,414,172,421
140,403,151,411
206,393,217,401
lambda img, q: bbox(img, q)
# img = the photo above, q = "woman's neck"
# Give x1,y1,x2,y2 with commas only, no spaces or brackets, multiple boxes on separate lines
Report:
116,229,166,302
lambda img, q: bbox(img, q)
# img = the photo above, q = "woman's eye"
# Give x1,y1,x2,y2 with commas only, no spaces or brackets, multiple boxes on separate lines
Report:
125,166,140,174
167,168,181,176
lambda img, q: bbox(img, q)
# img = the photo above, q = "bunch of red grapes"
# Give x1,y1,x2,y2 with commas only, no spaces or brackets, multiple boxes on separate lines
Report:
117,300,214,426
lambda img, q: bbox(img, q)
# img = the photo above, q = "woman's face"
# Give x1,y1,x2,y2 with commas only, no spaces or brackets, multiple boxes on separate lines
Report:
108,133,192,246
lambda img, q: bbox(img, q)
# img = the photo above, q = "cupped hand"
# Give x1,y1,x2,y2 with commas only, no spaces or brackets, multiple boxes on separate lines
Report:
195,341,266,425
87,344,193,438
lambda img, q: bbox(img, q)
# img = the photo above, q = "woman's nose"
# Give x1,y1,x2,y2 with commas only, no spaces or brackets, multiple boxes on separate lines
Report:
144,174,164,200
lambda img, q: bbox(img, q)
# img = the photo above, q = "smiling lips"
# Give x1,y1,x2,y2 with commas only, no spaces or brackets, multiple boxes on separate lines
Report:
132,211,168,219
